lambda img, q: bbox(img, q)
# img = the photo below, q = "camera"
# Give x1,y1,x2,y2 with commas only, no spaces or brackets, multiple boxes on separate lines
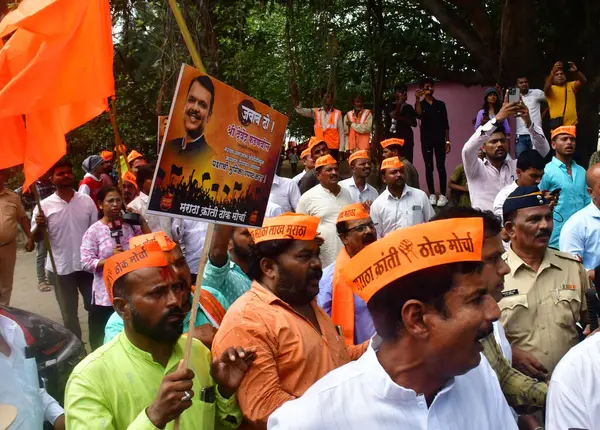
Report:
123,212,142,225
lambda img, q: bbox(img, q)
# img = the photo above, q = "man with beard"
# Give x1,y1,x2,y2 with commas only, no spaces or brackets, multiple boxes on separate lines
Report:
539,125,589,248
268,218,517,430
297,155,354,267
31,158,98,341
500,186,589,379
380,138,419,189
127,150,148,176
462,98,549,211
298,137,330,194
66,241,254,429
212,214,368,429
370,156,434,238
167,75,216,156
317,203,377,345
339,150,378,205
122,171,139,206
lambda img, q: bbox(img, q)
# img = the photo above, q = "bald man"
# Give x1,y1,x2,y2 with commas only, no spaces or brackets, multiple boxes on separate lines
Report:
560,163,600,278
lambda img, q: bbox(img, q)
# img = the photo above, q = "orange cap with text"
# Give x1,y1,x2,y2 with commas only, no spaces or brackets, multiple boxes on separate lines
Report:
551,125,576,140
301,148,311,159
129,231,177,251
380,156,404,171
251,213,320,244
340,218,484,303
315,154,337,169
100,150,113,161
348,150,369,165
380,138,405,148
103,242,168,303
337,203,370,224
122,171,138,189
127,150,144,164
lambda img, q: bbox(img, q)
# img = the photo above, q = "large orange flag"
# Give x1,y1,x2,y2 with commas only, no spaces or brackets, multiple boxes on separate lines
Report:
0,0,114,188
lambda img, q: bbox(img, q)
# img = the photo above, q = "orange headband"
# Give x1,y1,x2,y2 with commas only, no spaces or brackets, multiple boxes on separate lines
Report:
100,151,113,161
129,231,177,251
337,203,370,224
103,242,168,303
300,148,311,159
381,156,404,171
127,150,144,164
380,138,405,148
340,218,484,303
122,171,138,190
308,136,327,150
315,154,337,169
551,125,576,140
251,213,320,244
349,150,369,165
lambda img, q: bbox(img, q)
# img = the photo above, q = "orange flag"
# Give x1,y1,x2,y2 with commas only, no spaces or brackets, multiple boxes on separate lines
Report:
0,0,114,188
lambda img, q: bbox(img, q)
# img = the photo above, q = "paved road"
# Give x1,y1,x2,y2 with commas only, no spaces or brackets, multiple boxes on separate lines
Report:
10,250,89,346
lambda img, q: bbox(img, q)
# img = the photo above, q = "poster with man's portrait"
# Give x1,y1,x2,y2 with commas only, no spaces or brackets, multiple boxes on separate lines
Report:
157,115,168,152
147,64,288,227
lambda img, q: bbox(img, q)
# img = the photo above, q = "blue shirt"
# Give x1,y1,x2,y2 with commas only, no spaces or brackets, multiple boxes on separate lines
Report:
316,262,376,344
559,202,600,270
202,254,252,305
539,157,590,248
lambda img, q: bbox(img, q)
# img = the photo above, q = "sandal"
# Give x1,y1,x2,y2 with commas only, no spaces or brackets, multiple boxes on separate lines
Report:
38,281,52,292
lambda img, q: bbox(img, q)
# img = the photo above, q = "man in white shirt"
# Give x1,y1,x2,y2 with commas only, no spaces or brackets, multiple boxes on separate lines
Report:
292,148,313,185
31,159,98,341
515,77,546,158
269,174,301,213
370,157,434,238
265,199,284,218
0,314,65,429
268,219,517,430
127,164,173,238
296,155,354,267
462,99,549,211
339,150,378,205
171,219,209,283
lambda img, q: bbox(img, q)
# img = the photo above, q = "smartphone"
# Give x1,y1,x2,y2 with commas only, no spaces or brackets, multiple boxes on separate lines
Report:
507,87,520,104
122,212,142,225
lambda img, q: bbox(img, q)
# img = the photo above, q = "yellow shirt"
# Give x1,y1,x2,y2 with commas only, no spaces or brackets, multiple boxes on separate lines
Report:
547,81,578,125
65,332,242,429
499,247,588,374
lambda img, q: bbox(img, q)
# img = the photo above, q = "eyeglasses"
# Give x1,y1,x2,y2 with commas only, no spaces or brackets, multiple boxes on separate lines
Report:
347,222,378,233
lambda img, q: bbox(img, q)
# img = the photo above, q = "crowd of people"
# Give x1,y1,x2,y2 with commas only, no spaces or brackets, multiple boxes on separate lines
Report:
1,60,600,429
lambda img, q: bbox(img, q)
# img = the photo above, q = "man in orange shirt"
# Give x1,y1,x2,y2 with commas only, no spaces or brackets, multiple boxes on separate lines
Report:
212,214,367,429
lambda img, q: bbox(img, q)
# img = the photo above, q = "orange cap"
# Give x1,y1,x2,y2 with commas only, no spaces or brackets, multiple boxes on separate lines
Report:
300,148,311,159
340,218,484,303
315,154,337,169
103,242,168,303
381,138,405,148
251,213,320,244
349,150,369,165
337,203,370,224
122,171,138,189
381,156,404,171
308,136,327,150
551,125,576,140
129,231,177,251
127,150,144,164
100,150,113,161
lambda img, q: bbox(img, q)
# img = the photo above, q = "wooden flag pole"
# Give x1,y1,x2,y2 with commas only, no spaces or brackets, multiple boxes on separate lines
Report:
30,185,60,290
166,1,211,429
107,97,125,196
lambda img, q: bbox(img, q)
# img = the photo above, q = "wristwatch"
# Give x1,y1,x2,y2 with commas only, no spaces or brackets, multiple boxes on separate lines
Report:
489,117,498,127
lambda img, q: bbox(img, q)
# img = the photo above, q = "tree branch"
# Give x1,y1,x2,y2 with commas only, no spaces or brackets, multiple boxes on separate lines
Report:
448,0,495,49
405,58,484,85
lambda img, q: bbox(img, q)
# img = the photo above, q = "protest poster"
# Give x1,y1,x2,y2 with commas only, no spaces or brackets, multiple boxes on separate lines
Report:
147,63,288,227
157,115,169,152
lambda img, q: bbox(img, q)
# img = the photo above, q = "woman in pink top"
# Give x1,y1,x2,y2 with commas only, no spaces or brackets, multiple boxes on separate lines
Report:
80,186,151,350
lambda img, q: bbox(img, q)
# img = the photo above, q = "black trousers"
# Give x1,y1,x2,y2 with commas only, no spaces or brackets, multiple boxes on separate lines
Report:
88,304,115,350
399,143,414,164
421,141,447,195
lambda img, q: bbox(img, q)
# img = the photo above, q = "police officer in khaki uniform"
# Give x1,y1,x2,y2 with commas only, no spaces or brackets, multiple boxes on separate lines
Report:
499,186,588,380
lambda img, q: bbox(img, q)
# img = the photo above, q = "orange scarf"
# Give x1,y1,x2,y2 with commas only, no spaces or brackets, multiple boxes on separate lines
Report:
331,247,356,345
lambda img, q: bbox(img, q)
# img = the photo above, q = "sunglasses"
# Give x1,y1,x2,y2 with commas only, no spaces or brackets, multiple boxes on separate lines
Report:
347,222,378,233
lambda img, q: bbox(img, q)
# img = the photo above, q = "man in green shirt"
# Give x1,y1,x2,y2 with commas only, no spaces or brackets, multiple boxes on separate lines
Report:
66,243,255,429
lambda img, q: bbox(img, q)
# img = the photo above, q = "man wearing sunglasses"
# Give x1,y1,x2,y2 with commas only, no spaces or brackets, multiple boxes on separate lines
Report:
317,203,378,345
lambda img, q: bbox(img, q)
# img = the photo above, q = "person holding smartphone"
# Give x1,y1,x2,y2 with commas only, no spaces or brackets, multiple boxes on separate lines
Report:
515,76,546,157
385,84,417,163
544,61,587,129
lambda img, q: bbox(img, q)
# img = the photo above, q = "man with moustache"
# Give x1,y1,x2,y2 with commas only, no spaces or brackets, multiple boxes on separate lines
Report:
212,214,368,429
317,203,377,345
121,171,139,206
344,93,372,152
380,138,419,189
296,155,354,267
66,241,254,429
499,186,589,379
292,148,313,185
268,218,517,429
370,156,434,238
299,136,330,194
339,151,378,205
166,75,216,156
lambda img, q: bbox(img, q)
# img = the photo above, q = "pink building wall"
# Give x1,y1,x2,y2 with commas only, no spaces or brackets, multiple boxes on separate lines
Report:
404,82,516,193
